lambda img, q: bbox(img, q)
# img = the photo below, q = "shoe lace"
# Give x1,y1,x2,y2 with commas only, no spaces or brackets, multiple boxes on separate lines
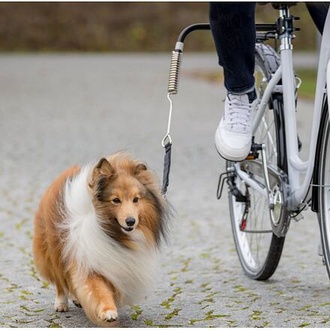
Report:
226,97,253,133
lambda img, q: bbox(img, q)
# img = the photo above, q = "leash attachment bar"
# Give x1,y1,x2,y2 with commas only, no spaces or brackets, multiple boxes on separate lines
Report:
167,23,211,95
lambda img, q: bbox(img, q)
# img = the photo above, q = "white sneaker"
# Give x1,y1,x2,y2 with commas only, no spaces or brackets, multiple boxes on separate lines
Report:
215,93,257,161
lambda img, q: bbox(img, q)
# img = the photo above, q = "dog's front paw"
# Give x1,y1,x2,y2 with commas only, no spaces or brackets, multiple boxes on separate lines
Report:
55,295,69,312
55,303,69,312
99,308,118,322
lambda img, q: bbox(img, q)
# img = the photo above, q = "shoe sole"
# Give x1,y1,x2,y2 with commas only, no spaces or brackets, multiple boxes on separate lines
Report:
214,143,247,162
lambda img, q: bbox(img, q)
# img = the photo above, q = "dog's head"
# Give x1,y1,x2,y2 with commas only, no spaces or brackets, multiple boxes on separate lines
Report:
88,153,167,246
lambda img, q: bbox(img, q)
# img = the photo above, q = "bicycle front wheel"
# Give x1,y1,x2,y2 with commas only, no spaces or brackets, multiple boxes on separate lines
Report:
228,43,287,280
316,97,330,278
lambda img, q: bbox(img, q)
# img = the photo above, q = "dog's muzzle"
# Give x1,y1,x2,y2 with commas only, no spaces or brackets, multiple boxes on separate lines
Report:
119,217,136,232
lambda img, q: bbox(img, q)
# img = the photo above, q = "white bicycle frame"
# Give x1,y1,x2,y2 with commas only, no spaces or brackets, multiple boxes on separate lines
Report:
236,7,330,211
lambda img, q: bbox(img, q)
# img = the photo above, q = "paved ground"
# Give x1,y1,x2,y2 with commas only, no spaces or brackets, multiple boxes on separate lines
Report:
1,53,330,328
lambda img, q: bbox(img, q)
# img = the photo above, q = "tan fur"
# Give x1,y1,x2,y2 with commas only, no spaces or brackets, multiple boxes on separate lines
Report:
33,165,80,308
33,153,167,326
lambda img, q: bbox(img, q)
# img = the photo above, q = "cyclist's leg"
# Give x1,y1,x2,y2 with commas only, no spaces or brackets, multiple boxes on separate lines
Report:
209,2,256,94
210,3,257,161
306,3,329,35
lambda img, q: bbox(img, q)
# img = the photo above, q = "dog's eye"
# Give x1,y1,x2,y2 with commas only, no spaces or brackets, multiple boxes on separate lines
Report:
133,197,139,203
112,198,121,204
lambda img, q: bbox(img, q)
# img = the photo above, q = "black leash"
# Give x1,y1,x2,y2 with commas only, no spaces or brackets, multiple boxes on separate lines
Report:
161,92,174,196
161,140,172,196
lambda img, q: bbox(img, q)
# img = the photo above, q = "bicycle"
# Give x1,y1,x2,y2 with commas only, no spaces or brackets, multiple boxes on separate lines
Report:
165,3,330,281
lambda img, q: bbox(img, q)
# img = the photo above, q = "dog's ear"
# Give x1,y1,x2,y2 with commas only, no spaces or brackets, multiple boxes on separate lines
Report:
135,163,147,175
89,158,114,201
90,158,113,186
94,158,114,177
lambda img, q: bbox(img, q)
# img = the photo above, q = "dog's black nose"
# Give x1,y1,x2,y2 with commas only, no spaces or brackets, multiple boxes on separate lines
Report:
125,217,136,227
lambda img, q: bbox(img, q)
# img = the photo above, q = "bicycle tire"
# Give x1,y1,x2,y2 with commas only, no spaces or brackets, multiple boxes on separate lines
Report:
228,43,287,280
316,96,330,278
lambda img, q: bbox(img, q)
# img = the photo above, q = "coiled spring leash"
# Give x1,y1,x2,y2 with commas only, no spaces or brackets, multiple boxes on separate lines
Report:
161,23,211,196
161,46,182,196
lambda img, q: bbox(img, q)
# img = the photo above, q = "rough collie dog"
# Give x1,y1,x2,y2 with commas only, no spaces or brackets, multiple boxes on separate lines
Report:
33,152,168,326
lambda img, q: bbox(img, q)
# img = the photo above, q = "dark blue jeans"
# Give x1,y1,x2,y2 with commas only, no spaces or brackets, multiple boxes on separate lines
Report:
209,2,329,94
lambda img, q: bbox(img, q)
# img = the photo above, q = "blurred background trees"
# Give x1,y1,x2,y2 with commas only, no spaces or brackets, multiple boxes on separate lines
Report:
0,2,320,52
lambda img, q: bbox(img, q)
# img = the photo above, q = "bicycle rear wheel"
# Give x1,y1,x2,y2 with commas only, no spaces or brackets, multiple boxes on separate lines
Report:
228,43,287,280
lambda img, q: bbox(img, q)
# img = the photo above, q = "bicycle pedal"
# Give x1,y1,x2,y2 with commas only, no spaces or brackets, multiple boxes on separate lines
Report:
245,152,259,160
246,139,262,160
